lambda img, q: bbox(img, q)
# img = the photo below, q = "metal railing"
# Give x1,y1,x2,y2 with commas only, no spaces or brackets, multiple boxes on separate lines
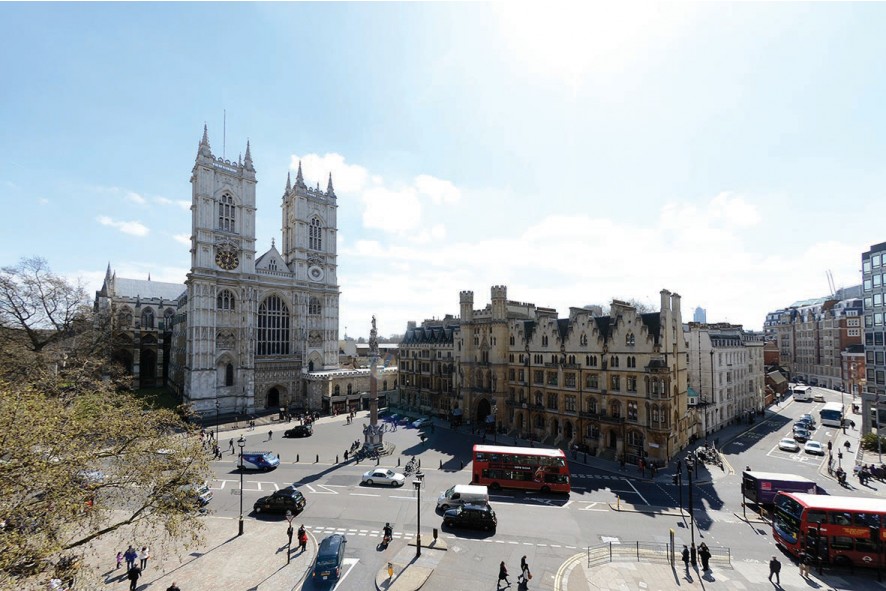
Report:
587,542,731,568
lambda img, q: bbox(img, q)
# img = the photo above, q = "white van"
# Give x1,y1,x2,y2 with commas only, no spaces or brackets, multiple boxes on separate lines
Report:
437,484,489,510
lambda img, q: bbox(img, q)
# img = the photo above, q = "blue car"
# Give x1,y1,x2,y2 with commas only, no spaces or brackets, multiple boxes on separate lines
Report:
239,451,280,471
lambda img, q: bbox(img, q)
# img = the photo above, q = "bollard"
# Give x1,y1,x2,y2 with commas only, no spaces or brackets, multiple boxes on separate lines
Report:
439,459,443,469
433,528,438,540
296,454,299,463
336,455,339,463
418,459,421,468
616,494,620,511
316,454,319,463
398,458,401,467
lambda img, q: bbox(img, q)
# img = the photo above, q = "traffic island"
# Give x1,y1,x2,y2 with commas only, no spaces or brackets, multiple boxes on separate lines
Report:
375,542,447,591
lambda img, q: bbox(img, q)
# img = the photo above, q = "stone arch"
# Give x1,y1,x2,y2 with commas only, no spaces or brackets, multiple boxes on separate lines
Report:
550,417,560,436
475,397,492,427
563,420,574,440
139,348,157,388
266,387,281,409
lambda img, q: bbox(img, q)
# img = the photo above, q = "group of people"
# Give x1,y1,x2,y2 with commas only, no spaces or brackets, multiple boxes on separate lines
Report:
497,556,531,588
680,543,713,572
117,546,156,590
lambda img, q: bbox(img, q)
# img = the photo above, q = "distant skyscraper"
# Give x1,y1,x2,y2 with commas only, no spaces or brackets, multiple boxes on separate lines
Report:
693,306,707,323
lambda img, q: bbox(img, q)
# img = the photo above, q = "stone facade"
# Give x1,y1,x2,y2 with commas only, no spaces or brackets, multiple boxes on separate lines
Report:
398,286,691,465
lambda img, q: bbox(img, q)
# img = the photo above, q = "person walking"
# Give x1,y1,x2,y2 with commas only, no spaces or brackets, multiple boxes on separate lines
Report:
268,429,273,441
798,550,810,577
698,543,711,571
123,545,137,571
517,556,530,583
229,439,235,454
139,546,149,570
116,551,123,570
127,564,142,591
682,545,690,570
768,555,781,585
498,561,510,588
166,583,181,591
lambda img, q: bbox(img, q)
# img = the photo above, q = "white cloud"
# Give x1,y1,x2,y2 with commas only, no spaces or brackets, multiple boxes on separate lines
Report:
290,153,370,194
361,186,422,233
125,191,146,205
96,215,150,237
173,233,191,246
155,196,191,210
415,174,461,204
38,197,49,205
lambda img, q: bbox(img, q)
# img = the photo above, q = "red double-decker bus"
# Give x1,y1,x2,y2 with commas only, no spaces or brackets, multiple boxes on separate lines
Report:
773,492,885,568
471,444,571,494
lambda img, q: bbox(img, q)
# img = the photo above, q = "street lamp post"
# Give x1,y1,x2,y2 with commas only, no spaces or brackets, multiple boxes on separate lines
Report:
686,459,695,549
413,479,422,557
215,399,220,443
238,435,246,536
285,510,294,565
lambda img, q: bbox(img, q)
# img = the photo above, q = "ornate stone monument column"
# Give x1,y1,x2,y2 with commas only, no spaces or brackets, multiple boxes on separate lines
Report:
363,315,384,450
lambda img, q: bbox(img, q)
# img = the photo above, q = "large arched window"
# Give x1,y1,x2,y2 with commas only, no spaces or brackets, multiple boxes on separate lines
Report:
308,296,321,316
309,217,322,250
219,194,236,232
117,307,133,328
163,308,175,329
217,289,236,311
225,363,234,386
257,295,290,355
141,307,154,329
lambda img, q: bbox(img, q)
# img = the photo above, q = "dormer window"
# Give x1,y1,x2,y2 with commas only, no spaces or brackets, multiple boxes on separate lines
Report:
268,259,277,271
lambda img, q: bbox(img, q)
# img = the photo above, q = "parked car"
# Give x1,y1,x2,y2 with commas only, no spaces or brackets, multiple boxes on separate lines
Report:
412,417,432,429
312,534,347,583
253,487,306,514
361,468,405,487
442,503,497,532
800,414,816,426
283,424,313,438
804,441,825,455
792,429,811,443
813,391,826,402
778,438,801,452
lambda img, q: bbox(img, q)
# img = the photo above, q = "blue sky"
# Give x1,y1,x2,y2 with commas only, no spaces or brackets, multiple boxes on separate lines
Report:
2,2,885,339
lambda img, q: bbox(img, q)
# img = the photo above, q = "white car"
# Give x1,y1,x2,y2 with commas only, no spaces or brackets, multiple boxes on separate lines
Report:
361,468,406,487
412,417,432,428
778,438,801,452
804,441,825,455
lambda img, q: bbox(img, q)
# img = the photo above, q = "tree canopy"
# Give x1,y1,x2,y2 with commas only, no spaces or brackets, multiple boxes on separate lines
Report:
0,259,210,589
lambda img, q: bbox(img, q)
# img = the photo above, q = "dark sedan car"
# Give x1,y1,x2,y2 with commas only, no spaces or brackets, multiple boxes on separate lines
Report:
283,424,313,438
253,487,306,515
442,503,497,532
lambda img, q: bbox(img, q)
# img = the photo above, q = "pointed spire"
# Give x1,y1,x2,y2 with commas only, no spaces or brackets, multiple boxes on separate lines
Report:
285,171,291,193
198,123,212,157
105,262,112,281
326,172,335,196
271,237,276,249
295,160,306,188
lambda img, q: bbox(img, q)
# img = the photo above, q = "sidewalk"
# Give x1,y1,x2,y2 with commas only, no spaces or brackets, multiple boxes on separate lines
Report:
74,513,316,591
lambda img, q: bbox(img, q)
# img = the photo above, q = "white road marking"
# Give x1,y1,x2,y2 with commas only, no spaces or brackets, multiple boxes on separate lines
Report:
624,478,649,506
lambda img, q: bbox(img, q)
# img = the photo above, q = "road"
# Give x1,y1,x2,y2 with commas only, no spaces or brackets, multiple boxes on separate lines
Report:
196,394,884,590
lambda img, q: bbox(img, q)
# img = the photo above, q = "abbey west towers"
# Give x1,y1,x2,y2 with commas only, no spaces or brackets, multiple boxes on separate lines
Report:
175,126,340,415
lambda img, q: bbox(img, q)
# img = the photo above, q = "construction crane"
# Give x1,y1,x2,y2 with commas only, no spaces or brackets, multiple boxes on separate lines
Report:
826,270,836,299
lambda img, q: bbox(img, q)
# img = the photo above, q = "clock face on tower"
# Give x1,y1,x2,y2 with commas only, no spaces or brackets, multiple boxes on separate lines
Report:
215,248,240,271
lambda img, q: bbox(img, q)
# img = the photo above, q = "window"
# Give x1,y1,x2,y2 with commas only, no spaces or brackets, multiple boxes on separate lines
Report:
626,356,636,368
565,373,576,388
309,296,321,316
117,307,133,327
627,401,638,421
586,374,599,389
610,356,620,368
586,355,597,367
546,393,558,410
533,370,544,384
565,395,576,412
580,334,588,346
627,376,637,392
626,333,635,346
257,295,290,355
547,372,558,386
334,385,340,396
268,259,277,271
534,391,543,406
217,290,236,310
586,398,597,414
609,401,621,418
141,307,154,329
542,335,549,347
610,375,620,391
309,217,322,250
225,363,234,386
219,194,236,232
347,384,353,395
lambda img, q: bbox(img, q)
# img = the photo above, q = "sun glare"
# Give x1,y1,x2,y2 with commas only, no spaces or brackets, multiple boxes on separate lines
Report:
495,3,692,85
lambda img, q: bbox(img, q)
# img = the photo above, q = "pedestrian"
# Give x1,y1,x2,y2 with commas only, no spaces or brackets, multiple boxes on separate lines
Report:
124,545,137,570
116,551,123,570
682,545,690,570
268,429,273,441
127,565,142,591
768,555,781,585
139,546,149,570
698,542,711,571
844,440,851,451
344,449,349,461
166,583,181,591
229,439,234,454
798,550,810,577
298,529,308,552
213,444,220,459
517,555,530,583
690,543,697,566
498,561,510,588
